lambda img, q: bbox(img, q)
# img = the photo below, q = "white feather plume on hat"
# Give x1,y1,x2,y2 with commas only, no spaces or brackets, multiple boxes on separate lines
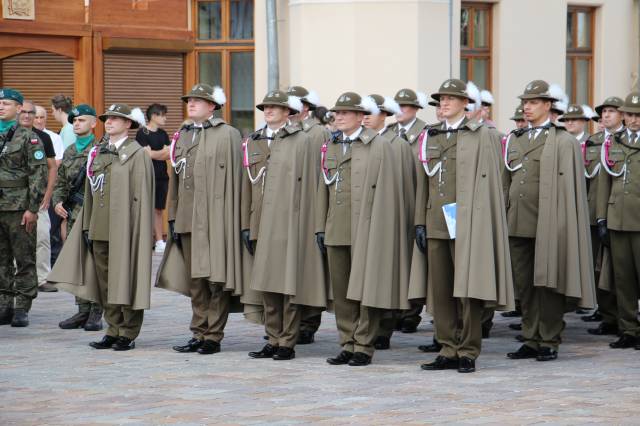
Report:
287,95,303,113
554,100,568,114
480,90,494,105
582,104,596,119
383,96,401,115
416,92,428,109
213,86,227,106
360,96,380,115
465,81,482,111
548,83,567,103
304,90,321,107
130,107,146,127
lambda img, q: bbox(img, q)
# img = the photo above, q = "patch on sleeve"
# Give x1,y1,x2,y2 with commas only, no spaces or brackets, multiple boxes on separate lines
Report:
34,150,44,160
30,139,39,145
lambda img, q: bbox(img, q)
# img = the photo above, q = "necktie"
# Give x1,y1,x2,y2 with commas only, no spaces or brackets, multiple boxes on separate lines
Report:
398,128,407,140
447,127,452,139
633,132,639,144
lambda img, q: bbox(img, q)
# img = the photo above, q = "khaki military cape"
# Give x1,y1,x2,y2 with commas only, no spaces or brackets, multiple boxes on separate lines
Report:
534,126,595,308
250,123,328,308
155,118,259,317
49,138,154,310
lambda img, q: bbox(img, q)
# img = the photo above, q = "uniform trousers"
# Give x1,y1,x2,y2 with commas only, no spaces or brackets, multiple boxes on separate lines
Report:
92,241,143,340
299,306,322,334
0,211,37,311
263,291,301,348
427,238,483,359
327,245,382,356
509,237,566,351
591,226,617,326
181,233,231,343
610,231,640,337
36,207,51,285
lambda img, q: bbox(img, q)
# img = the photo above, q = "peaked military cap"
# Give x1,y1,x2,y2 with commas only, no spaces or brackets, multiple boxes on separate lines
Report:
181,83,226,107
510,104,525,121
595,96,624,116
619,92,640,114
518,80,559,101
394,88,426,109
287,86,319,110
430,79,476,103
99,103,140,129
369,94,400,116
0,88,23,105
330,92,372,115
256,90,301,114
67,104,97,124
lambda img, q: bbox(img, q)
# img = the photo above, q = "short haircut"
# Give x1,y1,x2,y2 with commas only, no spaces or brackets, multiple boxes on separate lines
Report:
51,94,73,113
34,105,47,118
146,103,168,120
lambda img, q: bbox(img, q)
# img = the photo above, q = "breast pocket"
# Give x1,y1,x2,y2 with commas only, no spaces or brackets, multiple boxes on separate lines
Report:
3,142,24,167
506,149,520,165
585,147,599,162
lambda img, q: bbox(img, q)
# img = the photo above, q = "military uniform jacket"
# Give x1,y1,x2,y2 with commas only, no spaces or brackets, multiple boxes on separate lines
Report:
0,126,47,213
249,122,328,308
240,127,270,240
597,130,640,231
383,117,427,145
583,131,608,226
49,137,155,310
316,128,410,310
52,140,98,230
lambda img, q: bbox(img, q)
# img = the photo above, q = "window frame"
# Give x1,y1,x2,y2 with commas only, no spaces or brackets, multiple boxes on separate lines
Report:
566,5,595,106
460,2,493,91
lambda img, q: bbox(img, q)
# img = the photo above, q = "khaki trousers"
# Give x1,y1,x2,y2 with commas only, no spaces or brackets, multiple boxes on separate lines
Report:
610,231,640,337
427,239,483,359
327,245,382,356
591,226,617,326
263,291,301,348
92,241,144,340
36,208,51,285
181,233,231,343
299,305,323,334
510,237,566,351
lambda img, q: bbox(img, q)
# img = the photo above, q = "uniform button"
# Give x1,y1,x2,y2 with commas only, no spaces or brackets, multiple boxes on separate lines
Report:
524,156,528,160
337,201,342,205
624,191,629,194
186,185,190,189
522,169,526,173
520,180,525,184
443,156,447,160
519,194,523,198
99,203,104,207
338,189,342,193
439,193,444,197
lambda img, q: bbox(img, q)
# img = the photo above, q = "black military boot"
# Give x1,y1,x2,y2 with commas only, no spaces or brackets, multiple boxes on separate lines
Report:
83,308,103,331
0,306,13,325
11,309,29,327
59,312,89,329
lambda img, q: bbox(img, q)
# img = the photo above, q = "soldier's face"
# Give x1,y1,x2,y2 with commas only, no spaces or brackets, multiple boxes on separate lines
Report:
34,106,47,131
624,113,640,132
334,110,363,133
601,107,623,130
439,95,467,120
73,115,96,136
263,105,289,126
362,112,386,130
563,118,586,135
435,106,444,122
104,116,131,135
18,102,35,128
290,103,310,122
0,99,20,121
515,119,527,129
523,99,551,124
186,98,215,122
395,105,418,124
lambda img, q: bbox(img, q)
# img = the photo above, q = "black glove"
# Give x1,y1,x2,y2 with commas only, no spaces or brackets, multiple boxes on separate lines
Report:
82,230,93,252
169,220,181,248
415,225,427,253
316,232,327,256
598,220,609,246
241,229,255,256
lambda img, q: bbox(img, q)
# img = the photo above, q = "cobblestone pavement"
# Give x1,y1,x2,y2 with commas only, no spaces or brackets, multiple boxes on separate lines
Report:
2,254,640,425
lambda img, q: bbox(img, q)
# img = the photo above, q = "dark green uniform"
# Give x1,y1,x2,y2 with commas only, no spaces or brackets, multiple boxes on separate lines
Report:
0,125,48,315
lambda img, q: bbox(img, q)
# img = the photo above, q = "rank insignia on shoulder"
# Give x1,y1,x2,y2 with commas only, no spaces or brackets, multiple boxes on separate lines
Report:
30,139,39,145
34,150,44,160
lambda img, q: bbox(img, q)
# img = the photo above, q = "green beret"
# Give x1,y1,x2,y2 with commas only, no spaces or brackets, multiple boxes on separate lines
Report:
67,104,97,123
0,88,23,105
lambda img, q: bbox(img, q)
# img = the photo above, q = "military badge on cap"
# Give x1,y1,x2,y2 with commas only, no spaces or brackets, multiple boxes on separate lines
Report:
181,83,227,107
619,91,640,114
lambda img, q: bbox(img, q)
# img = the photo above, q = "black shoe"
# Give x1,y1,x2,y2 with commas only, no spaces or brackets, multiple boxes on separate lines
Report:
59,312,89,329
515,334,525,342
458,357,476,373
401,320,418,333
10,309,29,327
507,344,538,359
588,323,618,336
297,331,315,345
536,347,558,361
575,308,589,315
421,355,459,371
113,337,136,351
263,335,269,340
0,307,14,326
197,340,221,355
508,322,522,331
482,326,491,339
273,346,295,360
374,336,390,350
326,350,353,365
418,339,442,353
38,283,58,292
609,334,637,349
249,343,277,359
348,352,372,366
581,311,603,322
90,335,118,349
83,310,103,331
173,338,203,353
501,310,521,318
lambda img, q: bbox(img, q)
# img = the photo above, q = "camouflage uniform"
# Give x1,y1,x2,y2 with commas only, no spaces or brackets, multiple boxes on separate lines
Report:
0,125,48,313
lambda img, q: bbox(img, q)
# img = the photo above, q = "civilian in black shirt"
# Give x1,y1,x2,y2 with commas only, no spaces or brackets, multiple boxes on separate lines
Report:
136,103,170,253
